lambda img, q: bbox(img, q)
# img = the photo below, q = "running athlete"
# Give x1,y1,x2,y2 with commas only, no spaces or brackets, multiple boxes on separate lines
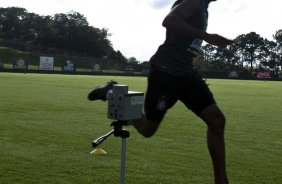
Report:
88,0,233,183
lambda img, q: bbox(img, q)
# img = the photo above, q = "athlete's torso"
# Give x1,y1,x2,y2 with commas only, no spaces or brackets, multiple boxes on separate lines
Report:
150,0,209,76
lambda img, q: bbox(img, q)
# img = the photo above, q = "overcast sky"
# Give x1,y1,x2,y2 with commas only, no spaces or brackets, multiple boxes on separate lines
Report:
2,0,282,61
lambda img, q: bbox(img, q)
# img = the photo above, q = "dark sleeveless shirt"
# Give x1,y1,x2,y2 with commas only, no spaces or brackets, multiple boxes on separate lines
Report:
150,0,209,76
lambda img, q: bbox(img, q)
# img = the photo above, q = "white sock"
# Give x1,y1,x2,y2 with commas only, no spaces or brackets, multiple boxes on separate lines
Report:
106,89,113,99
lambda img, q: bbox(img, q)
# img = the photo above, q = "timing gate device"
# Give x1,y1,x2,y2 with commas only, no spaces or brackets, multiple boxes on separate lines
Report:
91,84,144,184
108,84,144,121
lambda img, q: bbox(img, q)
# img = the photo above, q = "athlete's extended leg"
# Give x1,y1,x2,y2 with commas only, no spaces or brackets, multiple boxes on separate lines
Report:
87,79,164,138
199,104,229,184
132,116,160,138
132,68,177,138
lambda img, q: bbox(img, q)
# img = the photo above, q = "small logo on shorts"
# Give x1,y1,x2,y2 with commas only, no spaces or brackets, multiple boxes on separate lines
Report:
156,96,167,111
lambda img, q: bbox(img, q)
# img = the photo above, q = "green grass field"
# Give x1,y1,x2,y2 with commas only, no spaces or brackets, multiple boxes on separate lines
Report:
0,72,281,184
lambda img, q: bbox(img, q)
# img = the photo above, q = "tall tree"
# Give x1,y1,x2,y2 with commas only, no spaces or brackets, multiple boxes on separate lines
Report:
260,39,279,72
273,29,282,46
234,32,264,75
273,29,282,68
201,44,216,70
0,7,28,39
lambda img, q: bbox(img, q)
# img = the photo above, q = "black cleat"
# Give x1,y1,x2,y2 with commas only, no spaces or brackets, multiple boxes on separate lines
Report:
88,80,118,101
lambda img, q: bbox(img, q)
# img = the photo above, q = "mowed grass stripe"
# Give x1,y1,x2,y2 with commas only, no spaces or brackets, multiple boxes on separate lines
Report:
0,73,281,184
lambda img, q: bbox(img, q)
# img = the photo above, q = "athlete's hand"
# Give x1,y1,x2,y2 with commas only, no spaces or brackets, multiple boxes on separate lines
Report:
204,33,233,48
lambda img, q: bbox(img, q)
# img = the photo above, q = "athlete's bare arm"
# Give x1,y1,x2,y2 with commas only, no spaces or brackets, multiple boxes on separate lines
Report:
162,0,233,48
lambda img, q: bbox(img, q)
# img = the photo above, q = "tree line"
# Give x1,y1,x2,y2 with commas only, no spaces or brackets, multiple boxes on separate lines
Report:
0,7,281,75
0,7,128,64
199,31,282,76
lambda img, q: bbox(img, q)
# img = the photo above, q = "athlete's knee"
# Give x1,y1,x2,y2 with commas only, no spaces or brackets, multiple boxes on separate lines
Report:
133,118,160,138
139,127,158,138
200,105,226,133
211,112,226,128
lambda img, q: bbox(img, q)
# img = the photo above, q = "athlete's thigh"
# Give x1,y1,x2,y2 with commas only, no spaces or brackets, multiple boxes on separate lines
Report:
178,72,216,116
144,68,177,123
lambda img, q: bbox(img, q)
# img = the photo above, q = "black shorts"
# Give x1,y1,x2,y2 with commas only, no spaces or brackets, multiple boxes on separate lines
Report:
144,67,216,123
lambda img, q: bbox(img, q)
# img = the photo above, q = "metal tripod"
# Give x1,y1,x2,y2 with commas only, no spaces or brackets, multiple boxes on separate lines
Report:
92,120,130,184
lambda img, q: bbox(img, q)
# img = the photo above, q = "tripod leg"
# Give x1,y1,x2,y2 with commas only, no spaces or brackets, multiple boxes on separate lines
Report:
120,137,126,184
92,129,114,148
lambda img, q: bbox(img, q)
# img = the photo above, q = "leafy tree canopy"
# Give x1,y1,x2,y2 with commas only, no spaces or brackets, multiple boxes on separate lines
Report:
0,7,126,62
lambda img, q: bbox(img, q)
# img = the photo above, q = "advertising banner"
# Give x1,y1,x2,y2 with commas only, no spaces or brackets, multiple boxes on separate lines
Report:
227,71,239,78
142,68,149,75
13,57,28,69
124,66,134,74
39,56,54,70
91,64,102,72
62,60,76,71
257,71,271,79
